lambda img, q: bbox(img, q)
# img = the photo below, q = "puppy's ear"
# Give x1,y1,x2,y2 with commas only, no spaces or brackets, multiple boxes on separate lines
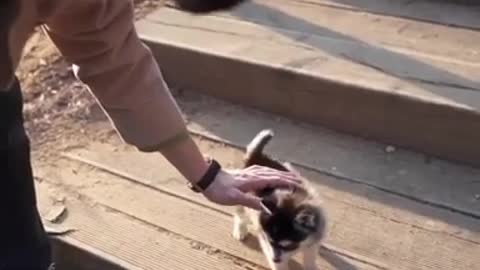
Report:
294,206,319,232
283,162,295,172
284,162,303,178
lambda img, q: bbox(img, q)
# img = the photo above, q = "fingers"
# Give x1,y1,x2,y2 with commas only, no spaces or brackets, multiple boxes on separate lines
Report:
244,165,302,183
238,177,299,193
231,165,302,193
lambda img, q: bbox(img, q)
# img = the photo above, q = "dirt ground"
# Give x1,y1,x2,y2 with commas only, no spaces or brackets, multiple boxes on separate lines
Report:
15,0,167,159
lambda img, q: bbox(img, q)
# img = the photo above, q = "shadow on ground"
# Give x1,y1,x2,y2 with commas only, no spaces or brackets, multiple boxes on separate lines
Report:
306,0,480,30
230,2,480,109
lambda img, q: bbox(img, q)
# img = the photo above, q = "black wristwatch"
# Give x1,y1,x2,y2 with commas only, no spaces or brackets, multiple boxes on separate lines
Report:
188,158,222,193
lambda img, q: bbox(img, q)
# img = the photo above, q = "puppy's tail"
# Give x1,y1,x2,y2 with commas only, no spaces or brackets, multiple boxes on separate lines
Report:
246,129,274,161
244,129,287,171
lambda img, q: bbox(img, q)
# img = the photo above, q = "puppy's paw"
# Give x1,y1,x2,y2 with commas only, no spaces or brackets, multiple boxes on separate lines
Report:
232,223,248,241
233,206,249,241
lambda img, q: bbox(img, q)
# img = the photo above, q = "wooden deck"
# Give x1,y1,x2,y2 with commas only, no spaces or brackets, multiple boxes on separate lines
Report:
36,90,480,269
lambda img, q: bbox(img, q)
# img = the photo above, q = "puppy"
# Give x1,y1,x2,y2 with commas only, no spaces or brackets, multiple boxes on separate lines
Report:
233,129,327,270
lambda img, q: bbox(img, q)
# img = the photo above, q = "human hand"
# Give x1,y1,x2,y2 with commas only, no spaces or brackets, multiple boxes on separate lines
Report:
201,165,301,211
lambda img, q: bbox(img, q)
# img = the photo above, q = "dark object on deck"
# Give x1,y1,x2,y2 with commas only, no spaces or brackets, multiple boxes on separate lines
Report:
172,0,248,13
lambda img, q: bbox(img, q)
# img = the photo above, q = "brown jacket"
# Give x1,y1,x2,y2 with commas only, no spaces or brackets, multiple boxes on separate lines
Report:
4,0,188,151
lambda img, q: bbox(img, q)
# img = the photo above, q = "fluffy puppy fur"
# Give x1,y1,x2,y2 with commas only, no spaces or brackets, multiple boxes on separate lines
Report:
233,129,327,270
172,0,248,14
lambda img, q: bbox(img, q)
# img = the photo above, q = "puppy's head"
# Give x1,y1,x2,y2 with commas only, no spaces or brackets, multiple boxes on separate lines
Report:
258,186,326,264
172,0,248,14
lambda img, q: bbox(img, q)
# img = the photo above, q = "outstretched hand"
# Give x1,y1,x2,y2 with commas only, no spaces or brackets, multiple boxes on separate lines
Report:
201,165,301,210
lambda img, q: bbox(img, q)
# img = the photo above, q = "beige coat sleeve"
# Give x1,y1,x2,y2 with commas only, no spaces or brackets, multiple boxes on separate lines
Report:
42,0,189,151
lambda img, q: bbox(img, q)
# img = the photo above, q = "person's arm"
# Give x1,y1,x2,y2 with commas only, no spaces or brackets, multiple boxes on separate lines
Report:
42,0,299,210
42,0,210,183
161,135,211,185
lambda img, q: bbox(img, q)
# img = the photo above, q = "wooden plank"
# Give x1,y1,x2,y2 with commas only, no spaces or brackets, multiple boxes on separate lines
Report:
51,237,143,270
295,0,480,30
35,153,480,270
36,182,259,270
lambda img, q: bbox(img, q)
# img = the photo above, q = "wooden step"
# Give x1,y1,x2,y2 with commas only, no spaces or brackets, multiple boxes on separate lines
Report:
136,0,480,167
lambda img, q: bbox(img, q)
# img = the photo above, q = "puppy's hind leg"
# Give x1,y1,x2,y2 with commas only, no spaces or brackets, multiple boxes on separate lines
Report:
232,206,249,241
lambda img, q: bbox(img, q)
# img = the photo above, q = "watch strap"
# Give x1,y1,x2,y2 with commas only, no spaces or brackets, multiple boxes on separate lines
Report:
188,158,221,193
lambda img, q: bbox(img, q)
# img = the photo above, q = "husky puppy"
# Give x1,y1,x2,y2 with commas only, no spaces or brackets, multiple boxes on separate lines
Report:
233,129,327,270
